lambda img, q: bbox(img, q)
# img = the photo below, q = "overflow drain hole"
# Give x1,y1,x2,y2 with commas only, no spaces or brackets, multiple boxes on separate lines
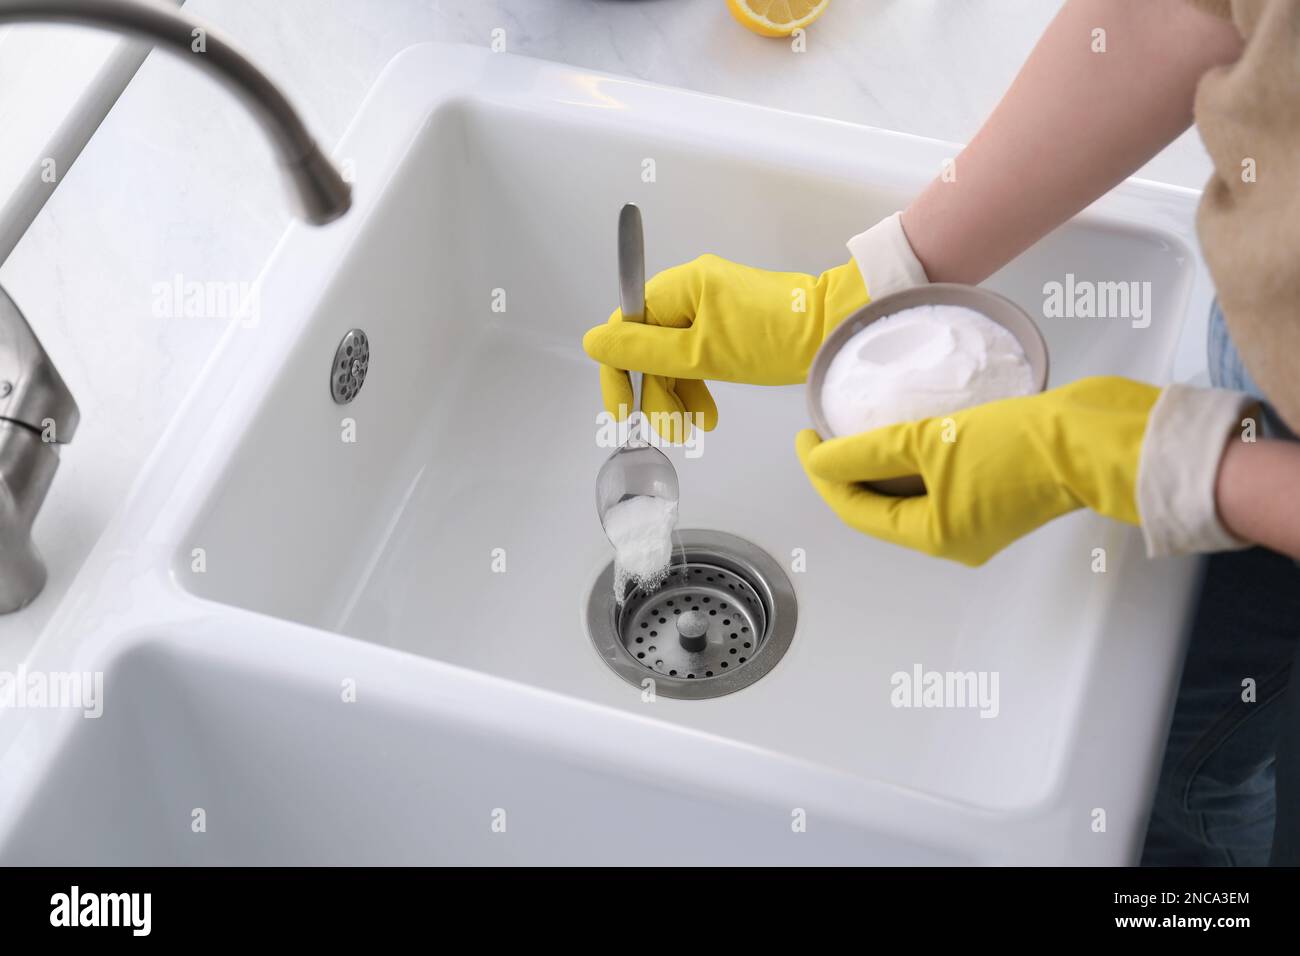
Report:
330,329,370,404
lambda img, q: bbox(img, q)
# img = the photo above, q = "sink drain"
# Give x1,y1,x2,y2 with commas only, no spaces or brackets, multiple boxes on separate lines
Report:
586,529,796,700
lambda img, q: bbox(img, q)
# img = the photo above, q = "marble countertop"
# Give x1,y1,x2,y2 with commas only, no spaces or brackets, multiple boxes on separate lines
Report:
0,24,140,261
0,0,1212,663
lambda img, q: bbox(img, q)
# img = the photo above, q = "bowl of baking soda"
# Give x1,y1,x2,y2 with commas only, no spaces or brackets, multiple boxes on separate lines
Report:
807,284,1049,496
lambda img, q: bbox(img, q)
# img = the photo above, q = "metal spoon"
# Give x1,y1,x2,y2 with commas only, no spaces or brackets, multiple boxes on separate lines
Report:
595,203,680,536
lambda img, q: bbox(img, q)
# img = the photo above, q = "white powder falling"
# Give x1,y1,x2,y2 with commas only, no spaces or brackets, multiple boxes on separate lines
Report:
604,495,678,601
821,304,1034,434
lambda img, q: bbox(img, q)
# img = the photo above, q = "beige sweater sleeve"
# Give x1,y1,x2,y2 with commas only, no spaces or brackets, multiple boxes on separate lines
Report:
1188,0,1300,434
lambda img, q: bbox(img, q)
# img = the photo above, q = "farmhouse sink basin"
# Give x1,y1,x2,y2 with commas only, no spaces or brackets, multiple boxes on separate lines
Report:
0,43,1214,864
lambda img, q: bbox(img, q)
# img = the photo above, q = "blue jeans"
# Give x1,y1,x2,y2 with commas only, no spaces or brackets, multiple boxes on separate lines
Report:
1207,302,1296,441
1140,301,1300,866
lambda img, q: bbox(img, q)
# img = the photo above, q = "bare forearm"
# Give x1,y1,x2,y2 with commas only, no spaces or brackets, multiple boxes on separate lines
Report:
900,0,1242,285
1216,439,1300,559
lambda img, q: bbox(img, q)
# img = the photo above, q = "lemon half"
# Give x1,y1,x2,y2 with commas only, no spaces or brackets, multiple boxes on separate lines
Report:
726,0,831,37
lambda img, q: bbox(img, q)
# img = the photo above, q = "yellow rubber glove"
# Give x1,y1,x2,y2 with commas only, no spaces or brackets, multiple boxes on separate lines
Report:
583,254,868,442
795,376,1161,566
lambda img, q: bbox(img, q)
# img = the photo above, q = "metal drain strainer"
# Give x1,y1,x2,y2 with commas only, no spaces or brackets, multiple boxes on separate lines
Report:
586,529,796,700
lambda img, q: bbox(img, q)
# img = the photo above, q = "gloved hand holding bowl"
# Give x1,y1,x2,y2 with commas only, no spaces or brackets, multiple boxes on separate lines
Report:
583,207,1264,568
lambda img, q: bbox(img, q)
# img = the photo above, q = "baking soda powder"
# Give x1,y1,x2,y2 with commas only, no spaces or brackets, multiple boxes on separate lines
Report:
821,304,1034,435
603,495,678,600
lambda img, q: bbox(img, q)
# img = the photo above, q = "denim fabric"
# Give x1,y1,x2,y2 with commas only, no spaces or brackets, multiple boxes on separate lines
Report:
1141,547,1300,865
1207,299,1296,440
1273,639,1300,865
1141,300,1299,866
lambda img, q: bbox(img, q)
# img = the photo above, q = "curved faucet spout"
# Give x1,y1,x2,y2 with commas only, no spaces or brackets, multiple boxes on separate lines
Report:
0,0,352,224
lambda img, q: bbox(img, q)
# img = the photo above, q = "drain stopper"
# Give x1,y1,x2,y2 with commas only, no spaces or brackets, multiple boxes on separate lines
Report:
677,610,709,652
587,530,798,701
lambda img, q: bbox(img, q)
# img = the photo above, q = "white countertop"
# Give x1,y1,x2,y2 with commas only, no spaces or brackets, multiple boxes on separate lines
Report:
0,8,172,262
0,0,1212,664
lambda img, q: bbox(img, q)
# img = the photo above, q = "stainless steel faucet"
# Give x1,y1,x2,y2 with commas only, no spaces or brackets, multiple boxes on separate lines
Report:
0,0,351,612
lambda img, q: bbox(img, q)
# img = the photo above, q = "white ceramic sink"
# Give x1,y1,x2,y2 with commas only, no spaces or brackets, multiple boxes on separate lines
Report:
0,43,1215,864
